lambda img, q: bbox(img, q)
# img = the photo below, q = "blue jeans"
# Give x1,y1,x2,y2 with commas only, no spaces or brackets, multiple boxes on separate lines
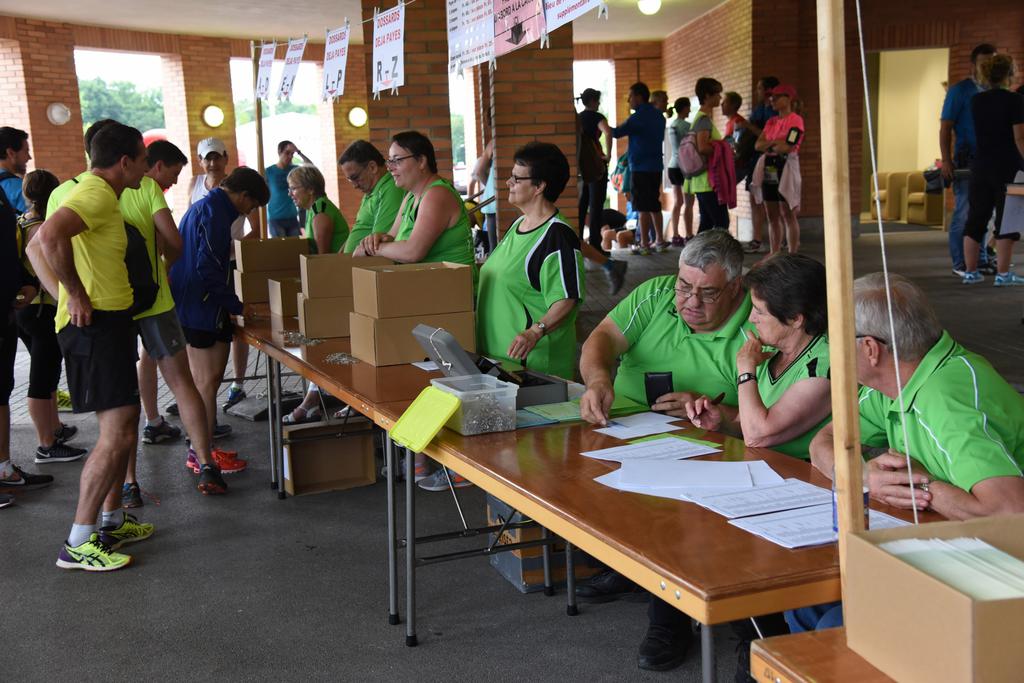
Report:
268,216,301,238
949,176,988,269
785,601,844,632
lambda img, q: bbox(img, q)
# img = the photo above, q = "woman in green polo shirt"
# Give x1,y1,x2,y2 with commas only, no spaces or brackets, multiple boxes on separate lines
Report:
287,165,349,254
353,131,474,280
476,142,584,380
687,253,832,459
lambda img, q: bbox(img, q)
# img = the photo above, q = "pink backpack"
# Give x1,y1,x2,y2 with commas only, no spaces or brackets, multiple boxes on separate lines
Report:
678,131,706,179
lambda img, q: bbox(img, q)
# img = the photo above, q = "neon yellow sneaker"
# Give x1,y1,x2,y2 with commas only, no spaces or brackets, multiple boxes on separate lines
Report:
100,512,155,549
56,389,73,412
56,533,131,572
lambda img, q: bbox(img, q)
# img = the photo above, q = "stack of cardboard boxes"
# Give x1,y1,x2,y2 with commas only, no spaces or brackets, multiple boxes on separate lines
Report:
233,237,309,305
349,262,476,366
297,253,391,338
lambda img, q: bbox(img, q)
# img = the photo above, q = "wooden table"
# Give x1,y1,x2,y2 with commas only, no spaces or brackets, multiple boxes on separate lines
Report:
238,311,925,683
750,628,893,682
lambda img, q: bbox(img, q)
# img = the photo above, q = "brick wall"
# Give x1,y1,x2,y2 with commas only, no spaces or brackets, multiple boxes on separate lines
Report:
317,44,369,223
489,24,578,231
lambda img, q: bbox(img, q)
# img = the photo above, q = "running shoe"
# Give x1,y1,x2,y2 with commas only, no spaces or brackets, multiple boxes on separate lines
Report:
653,242,670,253
0,493,12,509
213,422,232,439
994,272,1024,287
0,465,54,491
671,236,686,247
222,386,246,413
99,511,154,549
742,240,763,254
979,262,998,276
604,260,628,296
143,419,182,445
951,266,967,278
56,390,72,412
417,468,473,492
34,442,87,464
121,482,143,509
56,533,131,572
54,423,78,444
165,401,179,416
961,271,984,285
186,448,247,474
198,464,228,494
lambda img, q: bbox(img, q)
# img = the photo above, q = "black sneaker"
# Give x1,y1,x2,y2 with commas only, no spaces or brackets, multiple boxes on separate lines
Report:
213,422,232,439
198,464,228,495
637,624,692,671
165,402,179,416
54,423,78,445
575,569,645,603
0,492,12,508
142,419,182,444
604,259,628,296
0,464,54,491
121,482,143,509
979,262,998,276
34,443,87,464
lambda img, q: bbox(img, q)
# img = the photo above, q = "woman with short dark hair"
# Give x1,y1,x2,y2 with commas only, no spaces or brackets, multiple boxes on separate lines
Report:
686,253,832,459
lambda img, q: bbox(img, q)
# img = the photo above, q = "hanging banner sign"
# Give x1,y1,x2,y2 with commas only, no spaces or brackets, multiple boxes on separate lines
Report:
372,3,406,97
322,23,351,101
255,42,277,101
446,0,495,73
493,0,546,57
542,0,603,35
277,37,307,101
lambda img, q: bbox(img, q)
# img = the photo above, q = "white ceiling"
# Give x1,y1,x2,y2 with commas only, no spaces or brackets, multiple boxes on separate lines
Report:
1,0,723,45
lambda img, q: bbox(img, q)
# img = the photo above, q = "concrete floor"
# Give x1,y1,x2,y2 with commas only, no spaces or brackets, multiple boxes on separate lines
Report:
3,225,1021,681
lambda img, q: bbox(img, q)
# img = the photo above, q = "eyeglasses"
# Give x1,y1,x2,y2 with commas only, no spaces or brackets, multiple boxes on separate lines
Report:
675,284,724,304
385,154,415,167
508,174,538,185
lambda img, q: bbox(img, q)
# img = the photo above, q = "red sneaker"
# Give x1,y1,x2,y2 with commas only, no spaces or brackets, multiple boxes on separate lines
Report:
211,448,247,474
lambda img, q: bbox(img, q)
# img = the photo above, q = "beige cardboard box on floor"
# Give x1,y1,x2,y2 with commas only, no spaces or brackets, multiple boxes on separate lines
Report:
300,254,392,299
234,269,300,303
281,418,376,496
845,514,1024,683
298,294,354,339
352,262,474,319
350,310,475,366
268,278,302,317
234,237,309,272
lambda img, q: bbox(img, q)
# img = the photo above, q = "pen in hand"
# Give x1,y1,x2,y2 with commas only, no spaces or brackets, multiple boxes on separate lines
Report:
690,392,725,428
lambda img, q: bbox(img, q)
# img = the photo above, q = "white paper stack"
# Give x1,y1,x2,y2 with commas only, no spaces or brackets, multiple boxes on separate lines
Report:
879,537,1024,600
729,504,909,549
594,412,687,439
582,438,721,463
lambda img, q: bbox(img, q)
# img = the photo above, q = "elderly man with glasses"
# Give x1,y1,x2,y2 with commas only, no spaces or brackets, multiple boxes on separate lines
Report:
337,140,408,254
577,229,753,671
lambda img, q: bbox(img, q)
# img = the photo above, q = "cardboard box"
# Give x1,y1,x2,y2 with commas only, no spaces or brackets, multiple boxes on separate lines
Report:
349,310,475,366
300,254,391,299
352,262,474,319
268,278,302,317
234,237,309,272
298,294,354,339
282,418,376,496
486,494,602,593
234,269,299,303
845,514,1024,683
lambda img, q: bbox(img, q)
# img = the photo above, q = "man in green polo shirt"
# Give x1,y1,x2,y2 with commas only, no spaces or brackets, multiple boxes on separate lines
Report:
577,229,752,672
811,272,1024,521
338,140,407,254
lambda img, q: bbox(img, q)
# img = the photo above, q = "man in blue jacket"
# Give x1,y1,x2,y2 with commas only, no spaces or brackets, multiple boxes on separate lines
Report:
612,82,666,255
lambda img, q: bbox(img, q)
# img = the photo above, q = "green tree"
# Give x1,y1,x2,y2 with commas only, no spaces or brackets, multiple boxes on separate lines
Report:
235,98,317,126
78,77,165,132
451,114,465,165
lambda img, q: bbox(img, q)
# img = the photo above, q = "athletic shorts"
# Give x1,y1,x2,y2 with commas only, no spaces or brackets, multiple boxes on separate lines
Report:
183,321,233,349
16,303,62,400
761,156,787,203
57,311,139,413
667,167,684,187
631,171,663,212
138,309,187,360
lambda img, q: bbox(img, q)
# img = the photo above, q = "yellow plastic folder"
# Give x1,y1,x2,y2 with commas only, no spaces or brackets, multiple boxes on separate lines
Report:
390,386,461,453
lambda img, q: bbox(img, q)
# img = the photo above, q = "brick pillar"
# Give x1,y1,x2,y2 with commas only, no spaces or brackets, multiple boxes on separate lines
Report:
490,24,578,231
360,0,453,177
317,43,369,223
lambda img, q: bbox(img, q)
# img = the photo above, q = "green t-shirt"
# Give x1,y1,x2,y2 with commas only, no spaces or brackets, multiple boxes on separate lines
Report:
396,178,476,271
607,275,752,407
120,176,174,319
755,334,832,459
476,212,584,379
858,331,1024,492
682,111,722,194
343,172,406,254
47,172,89,218
304,195,349,254
53,173,133,331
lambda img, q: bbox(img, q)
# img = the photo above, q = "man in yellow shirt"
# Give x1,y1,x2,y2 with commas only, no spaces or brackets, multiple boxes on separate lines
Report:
29,121,152,572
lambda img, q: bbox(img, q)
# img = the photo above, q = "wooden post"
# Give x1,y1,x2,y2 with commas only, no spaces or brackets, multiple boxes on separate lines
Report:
815,0,864,586
251,40,268,239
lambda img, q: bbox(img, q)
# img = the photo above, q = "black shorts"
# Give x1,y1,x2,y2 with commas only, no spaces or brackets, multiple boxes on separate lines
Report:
57,310,139,413
631,171,663,212
667,167,684,186
183,321,234,349
0,314,17,406
761,156,787,203
16,303,63,400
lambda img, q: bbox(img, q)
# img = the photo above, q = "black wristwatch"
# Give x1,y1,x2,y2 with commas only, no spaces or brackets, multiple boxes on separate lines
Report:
737,372,757,386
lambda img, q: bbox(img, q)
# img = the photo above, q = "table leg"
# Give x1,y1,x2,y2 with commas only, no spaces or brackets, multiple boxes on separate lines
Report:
565,540,579,616
541,527,554,597
385,434,400,625
265,354,277,490
701,622,717,683
270,358,285,499
405,447,418,647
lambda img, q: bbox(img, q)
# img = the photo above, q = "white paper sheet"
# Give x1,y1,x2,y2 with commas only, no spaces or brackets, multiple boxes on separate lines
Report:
617,460,753,491
594,413,685,439
595,461,779,502
581,438,720,463
684,478,832,518
729,503,909,549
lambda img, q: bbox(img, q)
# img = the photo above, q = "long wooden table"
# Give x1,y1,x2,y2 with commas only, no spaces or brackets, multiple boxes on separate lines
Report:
238,310,925,683
750,628,893,683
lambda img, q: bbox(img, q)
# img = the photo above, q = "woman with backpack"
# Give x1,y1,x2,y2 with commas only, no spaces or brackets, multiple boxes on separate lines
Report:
666,97,694,246
682,77,730,232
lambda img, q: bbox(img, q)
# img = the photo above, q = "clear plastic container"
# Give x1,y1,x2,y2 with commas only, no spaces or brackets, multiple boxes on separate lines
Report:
430,375,519,436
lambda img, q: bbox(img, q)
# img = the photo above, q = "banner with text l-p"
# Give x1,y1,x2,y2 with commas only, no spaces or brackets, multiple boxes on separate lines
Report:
322,23,351,101
255,42,276,101
372,3,406,96
277,37,307,101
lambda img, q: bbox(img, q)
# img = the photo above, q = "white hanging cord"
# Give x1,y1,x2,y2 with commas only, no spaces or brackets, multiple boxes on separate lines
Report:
854,0,919,524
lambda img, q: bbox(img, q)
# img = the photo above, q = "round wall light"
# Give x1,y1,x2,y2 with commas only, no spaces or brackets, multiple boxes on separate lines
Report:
46,102,72,126
637,0,662,15
348,106,368,128
202,104,225,128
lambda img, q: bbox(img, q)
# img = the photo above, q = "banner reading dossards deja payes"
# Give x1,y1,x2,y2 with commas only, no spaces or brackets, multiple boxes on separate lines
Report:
322,23,351,101
372,3,406,95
